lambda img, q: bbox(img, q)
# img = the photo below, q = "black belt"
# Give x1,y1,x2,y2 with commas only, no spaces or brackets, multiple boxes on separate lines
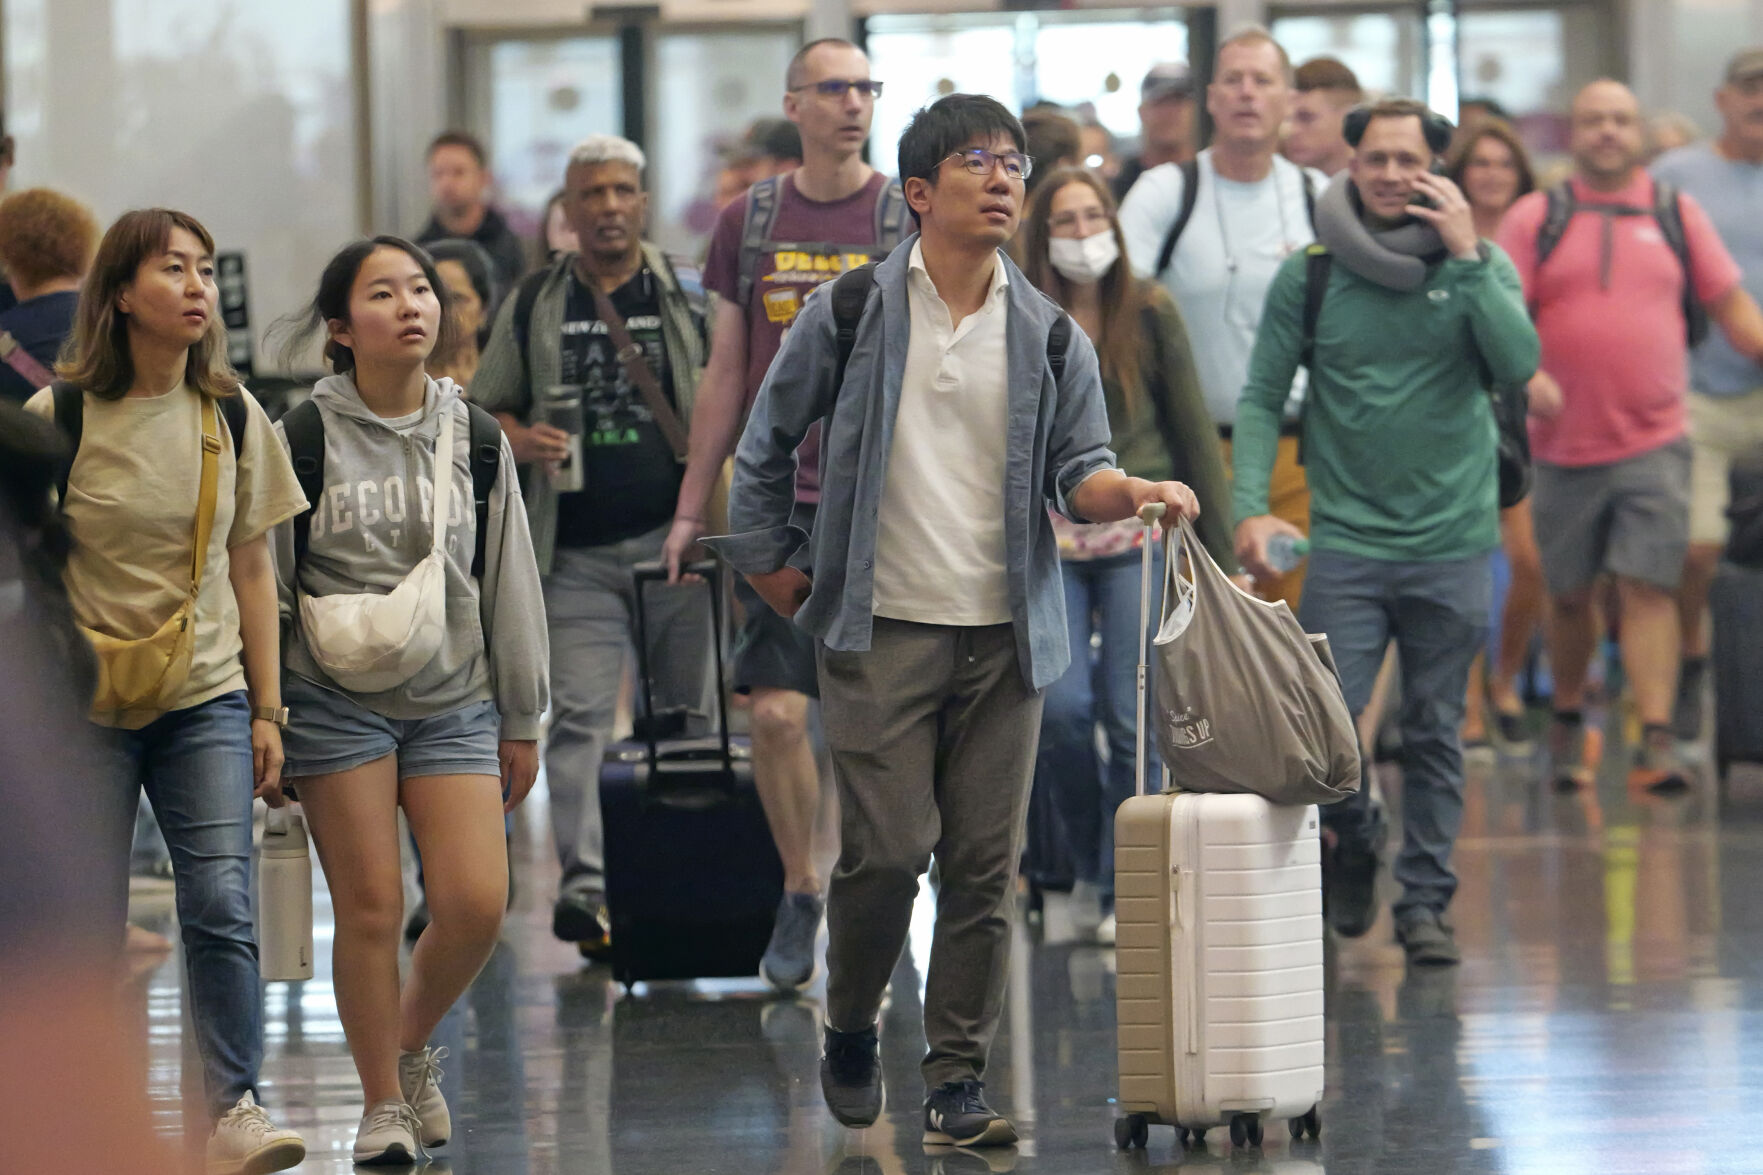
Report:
1217,420,1302,441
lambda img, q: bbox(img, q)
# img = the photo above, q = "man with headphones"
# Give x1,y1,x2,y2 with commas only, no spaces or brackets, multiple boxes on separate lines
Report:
1233,97,1540,967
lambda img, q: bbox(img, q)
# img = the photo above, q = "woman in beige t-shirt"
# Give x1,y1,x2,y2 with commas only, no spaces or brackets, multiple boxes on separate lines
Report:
29,208,309,1175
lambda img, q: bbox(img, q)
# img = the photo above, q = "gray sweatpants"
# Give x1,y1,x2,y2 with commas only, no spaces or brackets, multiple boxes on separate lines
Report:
817,618,1043,1090
542,525,714,899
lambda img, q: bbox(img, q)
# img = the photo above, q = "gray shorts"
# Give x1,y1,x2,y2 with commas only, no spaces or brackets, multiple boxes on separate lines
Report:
281,674,502,781
1532,438,1692,596
732,502,819,699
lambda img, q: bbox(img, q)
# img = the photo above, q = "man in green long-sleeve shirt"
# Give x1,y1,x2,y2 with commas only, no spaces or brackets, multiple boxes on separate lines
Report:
1232,98,1540,967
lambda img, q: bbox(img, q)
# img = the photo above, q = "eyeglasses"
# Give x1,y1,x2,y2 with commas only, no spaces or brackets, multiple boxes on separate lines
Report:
944,148,1033,182
790,79,884,99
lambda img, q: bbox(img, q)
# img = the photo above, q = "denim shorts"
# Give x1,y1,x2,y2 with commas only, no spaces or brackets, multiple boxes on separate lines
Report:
281,674,502,781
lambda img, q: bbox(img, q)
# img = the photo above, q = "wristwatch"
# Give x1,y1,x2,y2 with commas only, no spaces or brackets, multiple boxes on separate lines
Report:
251,704,290,728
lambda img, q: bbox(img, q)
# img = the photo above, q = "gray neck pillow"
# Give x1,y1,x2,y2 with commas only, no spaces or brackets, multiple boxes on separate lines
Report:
1313,172,1446,292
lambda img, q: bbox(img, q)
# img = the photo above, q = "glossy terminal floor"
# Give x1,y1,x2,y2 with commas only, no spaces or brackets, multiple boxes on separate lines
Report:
126,717,1763,1175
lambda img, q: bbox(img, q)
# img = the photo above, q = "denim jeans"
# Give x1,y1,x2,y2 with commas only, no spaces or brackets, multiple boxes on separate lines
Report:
105,690,263,1119
1298,549,1492,920
1033,547,1162,905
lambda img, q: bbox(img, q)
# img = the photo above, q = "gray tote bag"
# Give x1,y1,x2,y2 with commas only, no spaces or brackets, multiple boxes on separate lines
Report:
1151,518,1361,804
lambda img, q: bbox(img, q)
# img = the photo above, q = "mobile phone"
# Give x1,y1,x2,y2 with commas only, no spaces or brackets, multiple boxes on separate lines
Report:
1408,157,1447,209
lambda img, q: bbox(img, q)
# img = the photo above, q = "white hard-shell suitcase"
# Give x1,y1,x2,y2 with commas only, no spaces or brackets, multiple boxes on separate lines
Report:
1111,504,1326,1151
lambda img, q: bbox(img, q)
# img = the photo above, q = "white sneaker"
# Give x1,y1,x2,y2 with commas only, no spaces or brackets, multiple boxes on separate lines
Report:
399,1045,452,1147
1096,913,1117,946
206,1092,305,1175
353,1099,423,1166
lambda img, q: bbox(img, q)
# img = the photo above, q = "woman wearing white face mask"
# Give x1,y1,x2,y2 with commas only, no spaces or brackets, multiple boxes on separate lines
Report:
1018,166,1233,944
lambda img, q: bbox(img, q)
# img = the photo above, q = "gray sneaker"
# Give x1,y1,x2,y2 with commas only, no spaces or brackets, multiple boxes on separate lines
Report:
352,1099,422,1166
760,891,824,991
1395,911,1460,967
398,1045,450,1148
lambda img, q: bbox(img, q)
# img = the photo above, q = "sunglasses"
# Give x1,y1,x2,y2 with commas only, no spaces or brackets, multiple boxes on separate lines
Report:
790,79,885,99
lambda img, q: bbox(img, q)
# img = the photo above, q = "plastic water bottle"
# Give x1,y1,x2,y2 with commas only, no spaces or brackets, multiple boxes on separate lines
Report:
259,805,314,982
1266,534,1310,574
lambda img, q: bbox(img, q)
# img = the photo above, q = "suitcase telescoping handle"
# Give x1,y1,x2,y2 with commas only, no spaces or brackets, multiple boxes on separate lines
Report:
630,560,736,781
1135,502,1166,799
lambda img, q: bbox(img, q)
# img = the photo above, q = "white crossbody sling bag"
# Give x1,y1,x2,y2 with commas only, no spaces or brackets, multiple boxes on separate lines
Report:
299,406,455,693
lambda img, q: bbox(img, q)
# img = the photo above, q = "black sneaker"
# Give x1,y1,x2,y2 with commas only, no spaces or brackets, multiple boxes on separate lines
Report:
922,1079,1018,1148
820,1025,883,1128
1395,911,1460,967
553,893,612,963
1321,810,1383,939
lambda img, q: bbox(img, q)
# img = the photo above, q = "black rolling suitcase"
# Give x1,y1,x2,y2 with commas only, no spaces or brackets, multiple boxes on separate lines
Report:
1714,455,1763,785
600,562,783,988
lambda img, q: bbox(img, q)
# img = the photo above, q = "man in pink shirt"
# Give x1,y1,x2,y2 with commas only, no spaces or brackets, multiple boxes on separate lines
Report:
1498,80,1763,791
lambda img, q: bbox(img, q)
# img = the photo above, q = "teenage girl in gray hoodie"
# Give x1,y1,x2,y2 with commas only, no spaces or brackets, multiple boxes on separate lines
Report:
268,236,548,1166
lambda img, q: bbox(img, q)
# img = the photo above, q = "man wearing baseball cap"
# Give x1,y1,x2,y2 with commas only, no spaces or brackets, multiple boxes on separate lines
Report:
1652,48,1763,744
1112,61,1197,201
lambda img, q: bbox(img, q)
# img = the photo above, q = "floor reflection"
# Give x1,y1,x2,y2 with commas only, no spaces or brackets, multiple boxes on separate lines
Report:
124,728,1763,1173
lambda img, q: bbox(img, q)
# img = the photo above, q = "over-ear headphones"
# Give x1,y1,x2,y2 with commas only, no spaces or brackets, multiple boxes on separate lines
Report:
1342,103,1455,156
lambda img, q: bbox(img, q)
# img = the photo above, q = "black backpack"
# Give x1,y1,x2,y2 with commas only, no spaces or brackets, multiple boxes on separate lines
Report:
824,263,1073,394
1155,159,1319,278
1296,245,1533,510
1531,180,1707,346
51,380,249,501
739,175,912,309
280,398,505,579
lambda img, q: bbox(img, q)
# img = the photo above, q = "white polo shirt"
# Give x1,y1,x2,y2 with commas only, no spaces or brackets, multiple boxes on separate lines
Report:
871,241,1013,626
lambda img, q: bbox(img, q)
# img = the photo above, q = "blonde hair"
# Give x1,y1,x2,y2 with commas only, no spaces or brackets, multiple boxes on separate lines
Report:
57,208,240,401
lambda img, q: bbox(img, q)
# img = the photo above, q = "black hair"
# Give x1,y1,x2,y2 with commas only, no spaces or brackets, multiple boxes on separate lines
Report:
275,235,459,374
897,94,1027,227
426,238,501,348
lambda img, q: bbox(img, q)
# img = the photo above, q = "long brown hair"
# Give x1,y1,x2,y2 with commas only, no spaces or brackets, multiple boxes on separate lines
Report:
1019,167,1147,410
57,208,240,401
1444,119,1536,215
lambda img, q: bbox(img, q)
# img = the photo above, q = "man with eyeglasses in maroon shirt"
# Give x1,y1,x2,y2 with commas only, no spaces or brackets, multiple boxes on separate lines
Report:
664,38,912,994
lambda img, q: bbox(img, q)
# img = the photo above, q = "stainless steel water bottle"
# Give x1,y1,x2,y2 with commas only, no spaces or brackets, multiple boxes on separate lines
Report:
259,805,314,982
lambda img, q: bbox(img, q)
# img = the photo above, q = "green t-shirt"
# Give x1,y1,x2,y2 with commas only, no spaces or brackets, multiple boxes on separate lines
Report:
1230,244,1540,562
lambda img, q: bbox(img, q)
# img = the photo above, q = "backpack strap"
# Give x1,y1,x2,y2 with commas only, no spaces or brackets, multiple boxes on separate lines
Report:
466,402,504,580
1154,159,1202,279
1534,183,1575,271
217,390,248,462
1652,179,1709,347
50,381,83,502
830,263,878,390
735,176,784,310
1299,245,1333,371
1295,245,1335,467
1301,169,1318,231
510,266,551,409
281,399,326,568
1048,314,1073,383
873,178,910,254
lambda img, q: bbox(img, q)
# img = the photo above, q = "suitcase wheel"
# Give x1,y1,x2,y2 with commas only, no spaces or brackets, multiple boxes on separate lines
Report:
1288,1104,1321,1141
1113,1114,1149,1150
1229,1113,1264,1148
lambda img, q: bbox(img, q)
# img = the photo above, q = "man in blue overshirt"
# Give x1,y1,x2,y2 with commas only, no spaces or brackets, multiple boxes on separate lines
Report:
709,93,1199,1149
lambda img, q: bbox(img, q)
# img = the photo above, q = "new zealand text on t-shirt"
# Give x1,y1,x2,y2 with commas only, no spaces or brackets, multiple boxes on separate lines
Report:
703,172,892,504
552,267,682,549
